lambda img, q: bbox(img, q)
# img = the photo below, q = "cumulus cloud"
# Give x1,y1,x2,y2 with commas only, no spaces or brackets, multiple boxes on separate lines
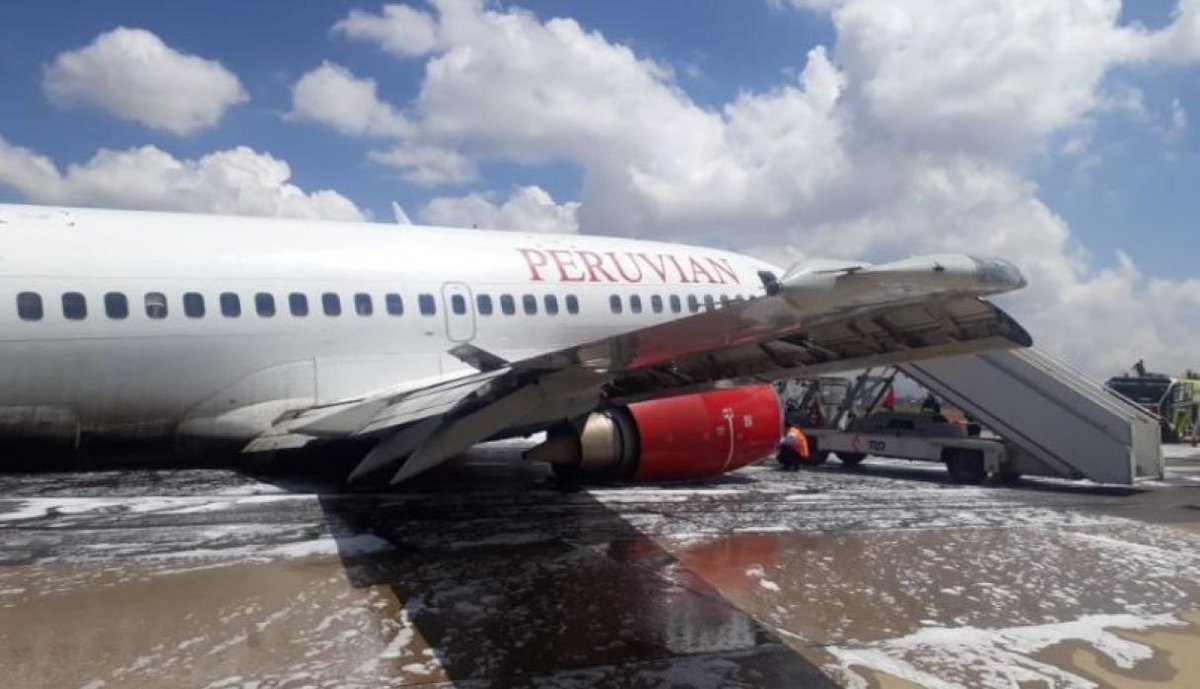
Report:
421,186,579,233
288,61,411,137
43,27,246,135
333,4,440,57
0,136,365,221
317,0,1200,374
1141,0,1200,62
369,143,477,185
787,1,1150,156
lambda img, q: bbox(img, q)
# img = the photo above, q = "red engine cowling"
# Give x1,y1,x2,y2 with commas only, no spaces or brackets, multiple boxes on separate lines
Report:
526,384,783,481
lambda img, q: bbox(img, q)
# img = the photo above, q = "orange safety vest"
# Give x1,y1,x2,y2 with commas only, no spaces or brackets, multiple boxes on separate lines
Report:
786,426,810,458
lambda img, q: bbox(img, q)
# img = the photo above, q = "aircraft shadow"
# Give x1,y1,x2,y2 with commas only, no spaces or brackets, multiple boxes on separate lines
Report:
316,456,842,688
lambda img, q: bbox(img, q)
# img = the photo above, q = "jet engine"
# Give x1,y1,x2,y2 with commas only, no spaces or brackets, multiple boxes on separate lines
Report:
525,384,782,481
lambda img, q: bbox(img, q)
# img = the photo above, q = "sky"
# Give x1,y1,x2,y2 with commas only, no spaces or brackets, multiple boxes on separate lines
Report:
0,0,1197,377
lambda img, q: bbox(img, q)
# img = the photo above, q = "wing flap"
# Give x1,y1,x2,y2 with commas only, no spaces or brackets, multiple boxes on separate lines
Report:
295,369,505,437
604,295,1028,402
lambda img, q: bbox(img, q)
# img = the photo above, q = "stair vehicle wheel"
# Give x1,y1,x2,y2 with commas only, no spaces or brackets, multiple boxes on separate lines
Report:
944,449,986,484
800,450,829,467
996,469,1023,484
836,452,867,467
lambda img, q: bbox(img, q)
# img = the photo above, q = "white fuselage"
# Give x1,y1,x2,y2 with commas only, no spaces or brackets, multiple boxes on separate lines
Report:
0,204,778,441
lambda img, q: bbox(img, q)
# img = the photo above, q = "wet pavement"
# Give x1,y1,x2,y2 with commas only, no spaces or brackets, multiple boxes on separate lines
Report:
1,444,1199,688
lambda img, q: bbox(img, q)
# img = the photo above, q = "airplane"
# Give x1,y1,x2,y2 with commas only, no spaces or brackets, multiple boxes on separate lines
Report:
0,203,1030,484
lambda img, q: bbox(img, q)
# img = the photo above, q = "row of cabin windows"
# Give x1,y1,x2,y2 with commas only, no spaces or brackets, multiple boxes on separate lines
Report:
474,293,579,316
16,291,407,321
608,293,747,315
14,290,583,321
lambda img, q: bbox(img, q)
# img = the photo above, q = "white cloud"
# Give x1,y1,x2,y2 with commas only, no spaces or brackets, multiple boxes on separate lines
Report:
369,143,477,185
1141,0,1200,62
421,185,579,233
288,61,411,137
333,4,440,57
0,136,365,221
311,0,1200,374
791,1,1147,157
42,27,246,135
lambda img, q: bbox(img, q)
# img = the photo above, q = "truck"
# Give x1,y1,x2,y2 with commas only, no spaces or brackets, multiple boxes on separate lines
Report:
799,410,1015,483
1104,369,1197,442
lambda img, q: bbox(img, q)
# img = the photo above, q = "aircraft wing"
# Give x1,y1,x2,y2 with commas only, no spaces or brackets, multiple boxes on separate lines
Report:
512,254,1030,401
245,253,1031,483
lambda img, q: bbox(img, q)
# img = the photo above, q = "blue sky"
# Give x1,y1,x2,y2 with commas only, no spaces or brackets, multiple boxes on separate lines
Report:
0,1,1198,375
0,1,1193,275
0,2,832,221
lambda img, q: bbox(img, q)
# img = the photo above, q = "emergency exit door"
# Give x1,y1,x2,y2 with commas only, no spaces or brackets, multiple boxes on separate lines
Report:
441,281,476,342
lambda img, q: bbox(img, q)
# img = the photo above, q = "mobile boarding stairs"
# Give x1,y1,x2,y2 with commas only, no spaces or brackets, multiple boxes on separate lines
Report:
792,348,1164,485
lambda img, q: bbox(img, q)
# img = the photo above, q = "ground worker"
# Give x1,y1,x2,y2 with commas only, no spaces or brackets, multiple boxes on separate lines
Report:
881,385,896,411
777,425,809,471
921,392,942,415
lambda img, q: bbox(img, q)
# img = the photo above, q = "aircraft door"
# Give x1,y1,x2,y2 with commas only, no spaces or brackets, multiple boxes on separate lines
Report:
441,281,476,342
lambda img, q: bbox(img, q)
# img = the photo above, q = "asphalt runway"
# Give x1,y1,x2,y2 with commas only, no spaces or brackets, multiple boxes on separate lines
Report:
1,443,1199,688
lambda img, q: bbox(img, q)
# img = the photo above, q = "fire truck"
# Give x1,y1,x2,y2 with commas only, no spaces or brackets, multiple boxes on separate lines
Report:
1105,363,1198,442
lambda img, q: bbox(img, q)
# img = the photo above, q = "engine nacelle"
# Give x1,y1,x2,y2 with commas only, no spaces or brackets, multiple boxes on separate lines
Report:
526,384,783,481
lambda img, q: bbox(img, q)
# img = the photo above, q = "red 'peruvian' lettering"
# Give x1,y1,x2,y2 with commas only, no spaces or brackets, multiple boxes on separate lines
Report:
606,252,644,282
548,249,587,282
707,258,740,285
579,250,618,282
665,255,694,283
636,252,670,282
688,256,719,284
519,248,549,281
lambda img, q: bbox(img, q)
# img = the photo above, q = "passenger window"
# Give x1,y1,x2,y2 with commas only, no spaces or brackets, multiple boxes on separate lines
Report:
522,294,537,315
355,293,373,316
630,295,643,314
16,292,42,321
651,295,663,313
220,292,241,317
183,292,205,318
255,292,276,317
419,293,436,315
289,293,309,317
720,295,731,308
322,292,342,316
104,292,128,319
451,294,467,315
544,294,559,315
500,294,515,315
610,295,623,314
687,295,700,313
704,295,715,311
385,293,403,315
62,292,87,320
669,295,682,313
145,292,168,319
566,295,579,314
477,294,493,315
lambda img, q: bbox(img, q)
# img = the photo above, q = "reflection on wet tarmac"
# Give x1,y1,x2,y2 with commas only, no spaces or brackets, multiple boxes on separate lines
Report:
316,488,838,687
0,445,1198,687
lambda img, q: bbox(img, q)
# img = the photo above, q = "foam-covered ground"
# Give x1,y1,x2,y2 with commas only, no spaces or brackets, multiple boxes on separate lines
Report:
1,442,1199,688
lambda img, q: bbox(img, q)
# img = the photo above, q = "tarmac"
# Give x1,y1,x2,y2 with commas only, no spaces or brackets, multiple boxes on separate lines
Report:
1,442,1199,688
